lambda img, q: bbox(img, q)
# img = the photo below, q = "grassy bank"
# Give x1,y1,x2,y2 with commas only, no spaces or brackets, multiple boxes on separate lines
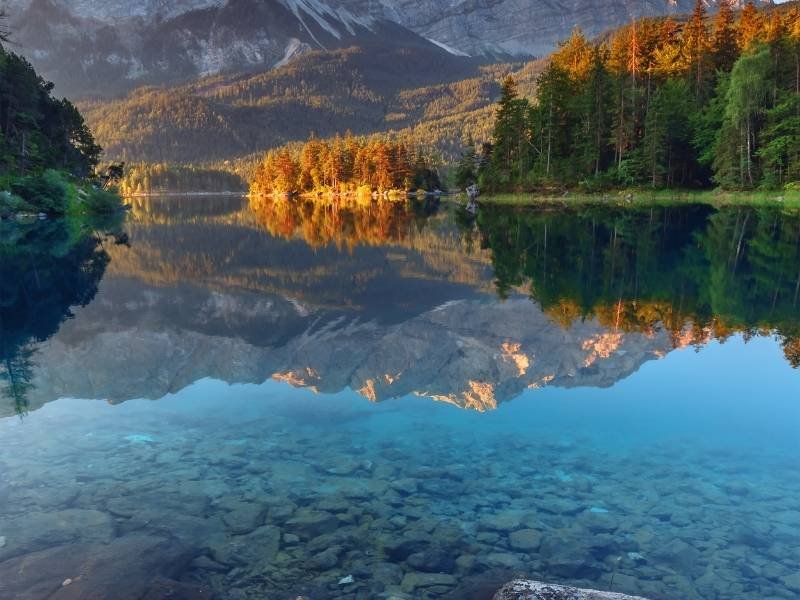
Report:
476,189,800,209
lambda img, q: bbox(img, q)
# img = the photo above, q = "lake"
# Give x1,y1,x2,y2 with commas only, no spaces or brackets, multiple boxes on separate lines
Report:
1,195,799,600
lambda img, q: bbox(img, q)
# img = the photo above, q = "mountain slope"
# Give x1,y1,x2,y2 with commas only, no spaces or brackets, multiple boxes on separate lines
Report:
78,35,510,162
6,0,771,98
7,0,383,97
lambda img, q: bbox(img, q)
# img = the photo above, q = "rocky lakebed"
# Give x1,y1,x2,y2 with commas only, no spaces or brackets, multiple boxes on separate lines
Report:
0,386,798,600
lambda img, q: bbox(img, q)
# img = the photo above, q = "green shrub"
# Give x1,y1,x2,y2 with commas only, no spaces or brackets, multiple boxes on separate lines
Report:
81,187,123,213
11,170,70,215
0,191,35,217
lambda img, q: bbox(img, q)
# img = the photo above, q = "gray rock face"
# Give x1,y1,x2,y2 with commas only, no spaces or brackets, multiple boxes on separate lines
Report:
5,0,769,97
494,579,649,600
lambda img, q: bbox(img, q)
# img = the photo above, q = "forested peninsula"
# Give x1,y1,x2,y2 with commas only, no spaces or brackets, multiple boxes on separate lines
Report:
472,0,799,193
0,36,121,217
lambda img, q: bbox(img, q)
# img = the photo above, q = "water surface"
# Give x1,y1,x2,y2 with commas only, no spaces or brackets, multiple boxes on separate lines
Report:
1,196,799,599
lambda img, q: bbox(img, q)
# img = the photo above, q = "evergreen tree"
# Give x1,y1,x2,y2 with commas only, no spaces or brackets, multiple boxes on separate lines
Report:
713,0,740,73
455,137,478,189
684,0,711,97
487,76,529,188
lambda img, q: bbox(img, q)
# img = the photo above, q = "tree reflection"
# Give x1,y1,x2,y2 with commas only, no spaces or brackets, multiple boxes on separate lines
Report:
249,195,442,250
0,216,127,414
475,203,800,367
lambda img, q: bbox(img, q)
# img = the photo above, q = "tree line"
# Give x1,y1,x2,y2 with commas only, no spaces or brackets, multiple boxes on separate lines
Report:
472,1,800,192
0,33,121,215
250,135,442,196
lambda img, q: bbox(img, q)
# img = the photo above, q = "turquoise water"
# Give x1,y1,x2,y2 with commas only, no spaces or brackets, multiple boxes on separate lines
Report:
1,197,800,599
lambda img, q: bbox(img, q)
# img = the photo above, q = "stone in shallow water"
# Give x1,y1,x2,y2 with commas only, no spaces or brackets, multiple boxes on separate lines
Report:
390,479,419,495
493,579,650,600
309,545,342,570
209,525,280,567
648,538,700,574
221,501,266,535
0,535,200,600
508,529,543,552
576,510,619,534
401,572,457,592
781,573,800,593
480,510,527,532
0,509,114,562
284,510,338,540
406,547,455,573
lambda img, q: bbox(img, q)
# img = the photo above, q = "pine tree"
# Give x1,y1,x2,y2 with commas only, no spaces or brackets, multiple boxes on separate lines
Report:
738,2,764,50
488,76,529,187
684,0,710,97
455,137,478,189
713,0,739,73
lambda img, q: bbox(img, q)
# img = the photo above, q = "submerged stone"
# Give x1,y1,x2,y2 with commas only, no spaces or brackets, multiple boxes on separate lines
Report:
406,547,455,573
309,545,342,570
0,509,114,562
284,510,338,539
401,572,457,592
508,529,543,552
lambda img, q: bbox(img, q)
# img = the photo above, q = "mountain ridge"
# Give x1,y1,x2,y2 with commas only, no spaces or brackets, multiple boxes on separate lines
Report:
6,0,772,98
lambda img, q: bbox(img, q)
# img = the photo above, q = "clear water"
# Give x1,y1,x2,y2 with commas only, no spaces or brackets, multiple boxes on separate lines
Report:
1,196,799,600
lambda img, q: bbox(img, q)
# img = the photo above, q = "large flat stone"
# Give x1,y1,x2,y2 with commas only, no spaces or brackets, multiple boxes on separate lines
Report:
0,535,204,600
494,579,650,600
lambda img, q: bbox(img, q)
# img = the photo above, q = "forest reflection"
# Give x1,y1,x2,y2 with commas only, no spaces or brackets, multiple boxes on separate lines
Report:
0,217,127,415
475,203,800,367
249,194,446,251
250,197,800,367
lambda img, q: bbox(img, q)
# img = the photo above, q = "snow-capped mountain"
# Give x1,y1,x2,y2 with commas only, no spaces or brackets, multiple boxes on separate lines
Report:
4,0,770,97
6,0,395,96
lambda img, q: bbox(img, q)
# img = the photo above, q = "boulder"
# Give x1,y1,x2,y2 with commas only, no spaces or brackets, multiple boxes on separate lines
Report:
493,580,649,600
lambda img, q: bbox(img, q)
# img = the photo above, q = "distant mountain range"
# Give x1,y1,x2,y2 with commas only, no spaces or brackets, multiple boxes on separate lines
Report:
5,0,770,98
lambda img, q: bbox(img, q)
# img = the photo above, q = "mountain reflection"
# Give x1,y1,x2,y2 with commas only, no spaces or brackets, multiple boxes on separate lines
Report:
2,197,798,416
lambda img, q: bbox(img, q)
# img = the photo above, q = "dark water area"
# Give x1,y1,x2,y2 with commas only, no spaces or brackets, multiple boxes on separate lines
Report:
1,196,799,599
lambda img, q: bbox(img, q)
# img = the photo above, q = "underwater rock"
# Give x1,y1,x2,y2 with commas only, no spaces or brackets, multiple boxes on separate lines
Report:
220,501,266,535
309,545,342,570
210,525,280,566
389,478,419,496
576,510,619,534
0,509,114,562
0,535,200,600
284,510,339,540
383,532,434,561
480,510,527,532
401,572,457,592
406,547,455,573
493,579,649,599
508,529,543,552
781,573,800,593
189,555,229,573
648,538,700,574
